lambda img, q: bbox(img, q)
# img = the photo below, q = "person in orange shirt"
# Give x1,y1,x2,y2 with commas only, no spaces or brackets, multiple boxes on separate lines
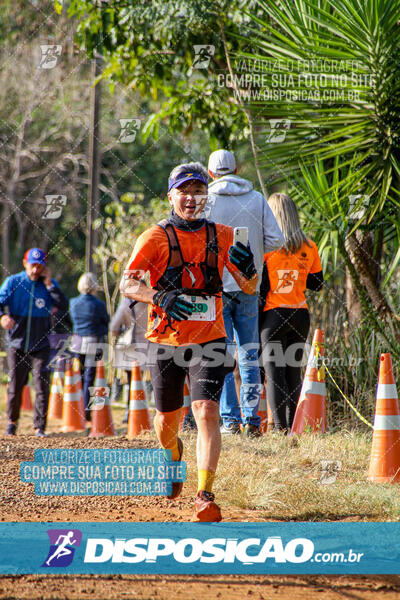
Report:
260,193,323,432
120,162,258,521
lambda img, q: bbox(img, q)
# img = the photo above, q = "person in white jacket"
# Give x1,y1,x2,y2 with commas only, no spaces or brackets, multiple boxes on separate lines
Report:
206,150,284,436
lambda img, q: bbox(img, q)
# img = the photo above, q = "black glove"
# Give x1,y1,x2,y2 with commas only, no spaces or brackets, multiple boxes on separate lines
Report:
228,241,257,280
153,290,194,321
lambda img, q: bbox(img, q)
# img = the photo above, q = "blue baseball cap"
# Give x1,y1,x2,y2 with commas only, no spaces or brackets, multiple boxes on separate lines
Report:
168,171,208,192
24,248,46,265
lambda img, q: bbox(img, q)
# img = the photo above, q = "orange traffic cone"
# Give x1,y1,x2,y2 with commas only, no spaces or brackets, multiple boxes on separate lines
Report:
127,363,151,439
90,361,115,437
21,385,33,410
61,358,86,433
290,329,327,435
48,358,65,420
179,379,191,431
258,385,267,434
368,353,400,483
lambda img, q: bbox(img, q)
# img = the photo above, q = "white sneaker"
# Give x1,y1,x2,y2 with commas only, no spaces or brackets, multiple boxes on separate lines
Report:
220,422,241,435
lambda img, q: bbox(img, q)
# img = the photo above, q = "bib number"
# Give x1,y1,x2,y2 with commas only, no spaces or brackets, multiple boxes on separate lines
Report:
181,294,216,321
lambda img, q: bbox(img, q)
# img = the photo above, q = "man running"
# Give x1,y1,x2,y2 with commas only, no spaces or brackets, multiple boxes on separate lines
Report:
121,162,258,521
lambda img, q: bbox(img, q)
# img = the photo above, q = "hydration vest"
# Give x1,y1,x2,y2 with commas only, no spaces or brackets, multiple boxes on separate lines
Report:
155,219,223,296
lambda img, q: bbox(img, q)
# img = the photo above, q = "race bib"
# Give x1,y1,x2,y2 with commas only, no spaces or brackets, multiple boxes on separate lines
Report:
181,294,216,321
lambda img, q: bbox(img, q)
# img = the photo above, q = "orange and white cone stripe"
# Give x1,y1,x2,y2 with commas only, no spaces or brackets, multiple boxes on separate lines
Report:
48,358,65,420
90,361,115,438
61,358,86,433
368,353,400,483
127,363,151,439
290,329,327,435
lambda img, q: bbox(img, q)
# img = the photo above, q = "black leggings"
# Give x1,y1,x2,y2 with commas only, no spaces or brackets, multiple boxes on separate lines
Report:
260,308,310,431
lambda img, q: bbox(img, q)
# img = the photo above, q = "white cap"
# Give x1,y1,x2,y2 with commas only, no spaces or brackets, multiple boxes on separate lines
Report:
208,149,236,176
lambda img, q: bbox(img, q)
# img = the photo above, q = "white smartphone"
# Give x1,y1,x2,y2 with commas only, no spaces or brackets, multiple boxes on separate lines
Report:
233,227,248,247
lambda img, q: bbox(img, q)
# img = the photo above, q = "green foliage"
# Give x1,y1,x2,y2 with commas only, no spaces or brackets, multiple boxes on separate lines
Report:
239,0,400,344
241,0,400,222
0,0,213,299
66,0,261,147
93,193,169,315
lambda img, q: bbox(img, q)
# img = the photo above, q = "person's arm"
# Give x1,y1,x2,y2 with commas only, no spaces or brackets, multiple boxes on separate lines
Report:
306,242,324,291
120,277,157,304
263,198,284,253
120,230,194,321
223,229,258,295
120,277,194,321
306,271,324,291
120,229,162,304
259,260,271,303
0,277,15,330
43,268,69,310
230,269,258,295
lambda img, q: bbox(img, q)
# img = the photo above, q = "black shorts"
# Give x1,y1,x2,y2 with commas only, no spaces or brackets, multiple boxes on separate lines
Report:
148,338,232,413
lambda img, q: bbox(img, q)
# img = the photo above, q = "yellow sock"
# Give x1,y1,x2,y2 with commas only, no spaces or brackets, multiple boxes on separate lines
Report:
163,441,180,461
198,469,215,493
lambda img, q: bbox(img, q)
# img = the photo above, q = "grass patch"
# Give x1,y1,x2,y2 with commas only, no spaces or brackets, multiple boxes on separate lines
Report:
206,430,400,521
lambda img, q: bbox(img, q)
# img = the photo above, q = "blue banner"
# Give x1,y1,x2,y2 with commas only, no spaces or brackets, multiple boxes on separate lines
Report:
0,522,400,574
19,449,186,497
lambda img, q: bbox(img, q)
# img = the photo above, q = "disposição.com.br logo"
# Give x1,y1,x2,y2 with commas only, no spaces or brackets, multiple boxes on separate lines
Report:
42,529,82,567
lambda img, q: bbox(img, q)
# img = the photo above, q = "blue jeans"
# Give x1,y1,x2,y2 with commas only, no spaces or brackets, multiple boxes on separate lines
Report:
220,291,261,427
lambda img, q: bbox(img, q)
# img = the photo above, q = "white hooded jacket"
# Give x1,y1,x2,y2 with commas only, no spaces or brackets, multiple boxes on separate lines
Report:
206,175,284,292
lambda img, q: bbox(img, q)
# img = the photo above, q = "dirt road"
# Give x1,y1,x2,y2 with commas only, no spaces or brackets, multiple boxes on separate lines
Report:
0,411,398,599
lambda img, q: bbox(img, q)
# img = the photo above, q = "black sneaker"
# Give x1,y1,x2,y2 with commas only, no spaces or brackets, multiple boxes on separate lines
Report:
220,422,241,435
166,437,184,500
6,423,17,436
243,424,262,438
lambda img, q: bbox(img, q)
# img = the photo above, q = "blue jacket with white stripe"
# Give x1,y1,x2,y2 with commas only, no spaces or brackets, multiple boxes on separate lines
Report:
0,271,69,352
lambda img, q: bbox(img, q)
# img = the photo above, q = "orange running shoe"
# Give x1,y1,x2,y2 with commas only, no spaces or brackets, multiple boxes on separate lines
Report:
192,491,222,522
166,437,184,500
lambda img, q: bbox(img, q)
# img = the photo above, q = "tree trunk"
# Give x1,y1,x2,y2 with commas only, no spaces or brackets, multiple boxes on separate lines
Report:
345,268,362,324
345,230,390,320
339,237,400,355
218,16,268,199
1,202,10,274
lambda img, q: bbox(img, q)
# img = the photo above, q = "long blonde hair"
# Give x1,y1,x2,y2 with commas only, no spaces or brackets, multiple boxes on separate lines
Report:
268,193,311,253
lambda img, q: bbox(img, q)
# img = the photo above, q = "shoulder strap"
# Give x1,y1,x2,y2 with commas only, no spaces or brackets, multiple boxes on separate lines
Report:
157,220,184,268
205,221,218,269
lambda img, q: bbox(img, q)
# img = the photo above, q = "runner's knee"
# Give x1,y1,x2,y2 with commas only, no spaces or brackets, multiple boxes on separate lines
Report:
192,400,219,424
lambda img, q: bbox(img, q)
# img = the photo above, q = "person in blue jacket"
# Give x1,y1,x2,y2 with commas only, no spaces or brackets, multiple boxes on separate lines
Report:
0,248,69,437
69,272,109,421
